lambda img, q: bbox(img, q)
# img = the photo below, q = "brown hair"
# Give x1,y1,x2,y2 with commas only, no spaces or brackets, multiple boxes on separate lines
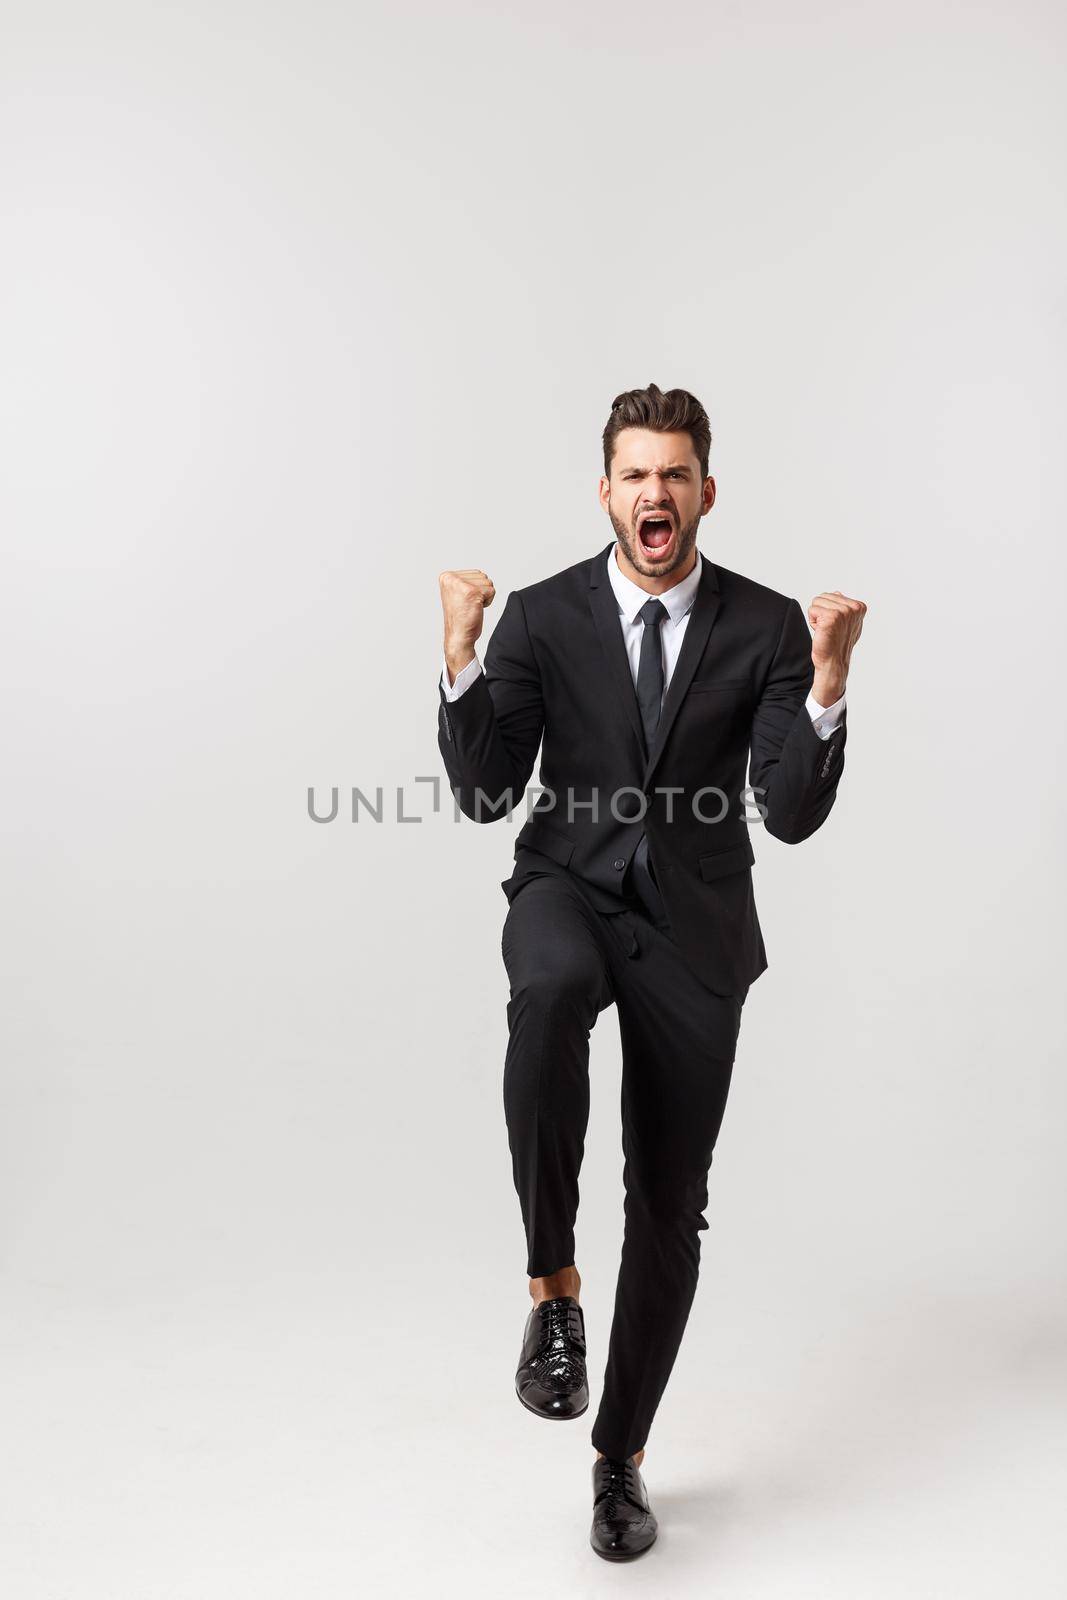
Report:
602,382,712,480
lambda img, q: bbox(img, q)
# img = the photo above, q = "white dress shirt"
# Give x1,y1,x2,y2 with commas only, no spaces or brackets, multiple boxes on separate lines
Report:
440,544,846,739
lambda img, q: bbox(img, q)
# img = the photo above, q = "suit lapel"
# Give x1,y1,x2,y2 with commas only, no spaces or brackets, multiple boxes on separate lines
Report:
587,541,723,787
588,543,647,761
643,558,721,786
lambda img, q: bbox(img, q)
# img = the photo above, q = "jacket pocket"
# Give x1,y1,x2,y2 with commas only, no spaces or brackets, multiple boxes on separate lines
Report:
688,676,751,694
516,815,577,868
698,837,755,881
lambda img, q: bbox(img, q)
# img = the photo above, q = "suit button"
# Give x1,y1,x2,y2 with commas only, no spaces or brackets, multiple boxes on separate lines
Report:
613,858,626,870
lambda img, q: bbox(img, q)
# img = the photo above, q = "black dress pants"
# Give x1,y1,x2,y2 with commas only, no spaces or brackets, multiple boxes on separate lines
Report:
500,860,743,1462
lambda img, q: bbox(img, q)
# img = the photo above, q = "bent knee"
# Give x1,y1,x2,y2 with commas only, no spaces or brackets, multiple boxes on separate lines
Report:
512,964,604,1016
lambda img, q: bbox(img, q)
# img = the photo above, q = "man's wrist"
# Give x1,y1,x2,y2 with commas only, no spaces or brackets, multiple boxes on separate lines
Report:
444,639,477,684
810,667,847,708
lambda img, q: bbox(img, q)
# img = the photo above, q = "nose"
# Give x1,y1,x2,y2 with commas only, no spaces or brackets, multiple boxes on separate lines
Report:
640,474,672,504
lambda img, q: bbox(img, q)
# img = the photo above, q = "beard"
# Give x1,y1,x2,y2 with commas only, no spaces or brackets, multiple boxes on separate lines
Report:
607,500,701,580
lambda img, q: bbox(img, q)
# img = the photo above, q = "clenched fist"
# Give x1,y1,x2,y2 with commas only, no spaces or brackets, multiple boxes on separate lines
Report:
439,568,497,682
807,589,867,707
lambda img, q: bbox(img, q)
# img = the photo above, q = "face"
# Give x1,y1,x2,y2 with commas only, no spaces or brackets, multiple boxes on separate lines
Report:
598,427,715,590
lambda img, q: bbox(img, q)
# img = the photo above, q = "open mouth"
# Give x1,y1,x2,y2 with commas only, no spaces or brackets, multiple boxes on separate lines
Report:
637,516,675,558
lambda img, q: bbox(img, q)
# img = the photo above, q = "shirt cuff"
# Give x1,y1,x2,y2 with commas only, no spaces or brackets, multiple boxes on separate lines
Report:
440,652,484,702
805,687,846,740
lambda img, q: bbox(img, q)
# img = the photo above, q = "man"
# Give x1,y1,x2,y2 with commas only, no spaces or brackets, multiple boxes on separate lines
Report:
436,383,866,1561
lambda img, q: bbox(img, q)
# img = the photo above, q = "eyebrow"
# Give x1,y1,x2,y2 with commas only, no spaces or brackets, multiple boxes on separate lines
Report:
618,463,693,475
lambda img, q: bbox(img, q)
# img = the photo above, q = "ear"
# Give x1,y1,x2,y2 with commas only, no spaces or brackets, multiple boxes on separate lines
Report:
703,475,716,513
598,475,610,513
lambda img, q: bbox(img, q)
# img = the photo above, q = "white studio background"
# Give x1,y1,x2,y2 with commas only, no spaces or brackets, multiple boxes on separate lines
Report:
2,3,1065,1596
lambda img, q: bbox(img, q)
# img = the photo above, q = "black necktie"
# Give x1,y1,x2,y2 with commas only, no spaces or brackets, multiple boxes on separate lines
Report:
636,597,668,757
632,598,669,906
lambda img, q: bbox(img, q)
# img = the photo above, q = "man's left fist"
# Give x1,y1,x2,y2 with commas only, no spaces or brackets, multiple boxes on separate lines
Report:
807,590,867,707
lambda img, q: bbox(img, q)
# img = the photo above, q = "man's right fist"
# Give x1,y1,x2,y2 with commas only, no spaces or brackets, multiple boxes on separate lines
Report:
439,569,496,678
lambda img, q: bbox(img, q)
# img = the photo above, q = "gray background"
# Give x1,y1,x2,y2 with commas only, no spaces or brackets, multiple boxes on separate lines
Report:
2,1,1065,1595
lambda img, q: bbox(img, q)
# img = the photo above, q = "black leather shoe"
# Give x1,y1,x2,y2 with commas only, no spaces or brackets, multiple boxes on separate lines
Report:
514,1295,588,1419
590,1456,658,1561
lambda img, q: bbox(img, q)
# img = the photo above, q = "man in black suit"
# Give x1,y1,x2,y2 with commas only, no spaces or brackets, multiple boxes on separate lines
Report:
436,383,866,1561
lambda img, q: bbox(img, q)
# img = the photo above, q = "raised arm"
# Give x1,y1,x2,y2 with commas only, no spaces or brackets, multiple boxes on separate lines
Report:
749,589,865,843
437,570,545,822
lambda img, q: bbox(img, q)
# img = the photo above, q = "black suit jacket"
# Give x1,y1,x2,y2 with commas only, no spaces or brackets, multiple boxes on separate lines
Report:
437,540,847,996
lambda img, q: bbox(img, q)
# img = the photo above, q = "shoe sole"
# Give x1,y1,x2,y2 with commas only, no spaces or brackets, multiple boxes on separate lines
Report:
515,1383,589,1420
590,1536,657,1561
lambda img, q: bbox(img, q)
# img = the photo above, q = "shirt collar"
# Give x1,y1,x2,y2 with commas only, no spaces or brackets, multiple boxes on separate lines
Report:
606,541,703,626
